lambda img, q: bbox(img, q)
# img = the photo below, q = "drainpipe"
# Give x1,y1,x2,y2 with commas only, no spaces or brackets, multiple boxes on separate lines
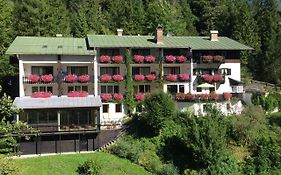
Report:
189,48,193,93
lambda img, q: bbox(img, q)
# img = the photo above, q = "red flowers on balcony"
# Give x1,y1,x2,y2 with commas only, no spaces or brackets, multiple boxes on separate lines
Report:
209,93,219,101
135,93,145,101
165,55,176,63
145,55,156,63
101,93,112,102
68,91,89,97
112,56,123,63
100,74,112,82
113,93,123,101
200,94,209,101
112,74,124,82
177,56,187,63
134,74,145,81
202,55,213,63
40,74,53,83
176,93,195,102
179,74,189,81
203,74,213,83
31,91,52,98
213,74,223,82
133,55,145,63
223,92,232,100
213,55,224,63
28,74,40,83
146,74,156,81
78,74,90,83
100,55,111,63
65,74,78,83
166,74,177,81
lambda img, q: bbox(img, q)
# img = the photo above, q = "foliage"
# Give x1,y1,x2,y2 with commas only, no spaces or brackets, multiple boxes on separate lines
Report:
76,159,101,175
252,92,280,112
0,155,20,175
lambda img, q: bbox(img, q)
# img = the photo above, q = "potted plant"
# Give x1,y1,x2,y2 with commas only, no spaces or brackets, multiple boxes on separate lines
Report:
100,74,112,82
177,56,187,63
111,55,123,63
146,74,156,81
101,93,112,102
165,55,176,63
178,73,189,81
166,74,177,81
145,55,156,63
65,74,78,83
28,74,40,83
133,55,144,63
112,74,124,82
113,93,123,100
78,74,90,83
41,74,53,83
134,74,145,81
100,55,111,63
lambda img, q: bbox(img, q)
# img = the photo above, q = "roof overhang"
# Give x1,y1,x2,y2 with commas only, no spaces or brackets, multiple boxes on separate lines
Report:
197,83,215,88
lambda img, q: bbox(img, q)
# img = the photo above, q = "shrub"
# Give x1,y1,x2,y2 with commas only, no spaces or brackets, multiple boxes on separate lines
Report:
138,150,163,174
0,155,20,175
252,92,279,112
76,160,101,175
161,163,180,175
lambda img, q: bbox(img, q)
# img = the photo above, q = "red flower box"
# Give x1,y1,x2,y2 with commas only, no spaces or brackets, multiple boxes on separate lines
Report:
28,74,40,83
213,55,224,63
166,74,177,81
41,74,53,83
200,94,209,101
31,91,52,98
145,55,156,63
113,93,123,100
202,55,213,63
68,91,89,97
100,55,111,63
65,74,78,83
186,93,195,101
112,56,123,63
223,92,232,100
146,74,156,81
135,93,145,101
177,56,187,63
179,74,189,81
213,74,223,82
165,55,176,63
100,74,112,82
112,74,124,82
209,93,219,101
176,93,186,101
101,93,112,102
134,74,145,81
133,55,144,63
203,74,213,83
78,74,90,83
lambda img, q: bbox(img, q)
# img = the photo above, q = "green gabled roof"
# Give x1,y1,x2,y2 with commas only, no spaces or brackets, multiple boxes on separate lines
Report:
87,35,253,50
6,36,93,55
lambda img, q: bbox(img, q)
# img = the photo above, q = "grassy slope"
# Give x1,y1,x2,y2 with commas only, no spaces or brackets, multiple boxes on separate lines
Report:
15,152,152,175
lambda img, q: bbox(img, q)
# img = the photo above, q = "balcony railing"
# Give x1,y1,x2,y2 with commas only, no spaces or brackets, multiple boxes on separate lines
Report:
163,74,190,82
195,55,225,64
23,76,57,84
163,55,190,64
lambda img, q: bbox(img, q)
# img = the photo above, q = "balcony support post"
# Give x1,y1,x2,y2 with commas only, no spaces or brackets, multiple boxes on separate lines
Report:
57,111,61,131
19,59,24,97
93,52,98,96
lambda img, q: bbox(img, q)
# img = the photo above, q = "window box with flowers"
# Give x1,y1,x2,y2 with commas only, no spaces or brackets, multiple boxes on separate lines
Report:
133,55,144,63
101,93,112,102
145,55,156,63
111,56,123,63
41,74,53,83
203,74,213,83
201,55,213,63
99,55,111,63
100,74,112,82
78,74,90,83
166,74,177,81
165,55,176,63
146,74,156,81
134,74,145,81
31,91,52,98
213,55,224,63
177,56,187,63
65,74,78,83
209,93,219,101
112,74,124,82
68,91,88,97
113,93,123,101
178,73,189,81
199,94,209,101
223,92,232,100
28,74,40,83
135,93,145,101
213,74,224,83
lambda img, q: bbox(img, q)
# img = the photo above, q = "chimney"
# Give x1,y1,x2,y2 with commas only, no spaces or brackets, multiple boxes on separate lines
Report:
210,30,218,41
155,24,164,44
117,29,123,36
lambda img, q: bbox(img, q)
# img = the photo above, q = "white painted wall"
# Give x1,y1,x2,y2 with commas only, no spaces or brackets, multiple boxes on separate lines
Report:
100,103,125,126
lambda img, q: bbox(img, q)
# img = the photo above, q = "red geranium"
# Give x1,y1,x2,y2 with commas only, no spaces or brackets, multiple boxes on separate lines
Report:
68,91,89,97
133,55,144,63
135,93,145,101
113,93,123,100
134,74,145,81
203,74,213,83
31,91,52,98
101,93,112,102
100,55,111,63
100,74,112,82
146,74,156,81
202,55,213,63
78,74,90,83
65,74,78,83
177,56,187,63
165,55,176,63
223,92,232,100
176,93,185,101
41,74,53,83
200,94,209,101
213,74,223,82
185,93,196,101
145,55,156,63
179,74,189,81
166,74,177,81
112,56,123,63
209,93,219,101
112,74,124,82
28,74,40,83
213,55,224,63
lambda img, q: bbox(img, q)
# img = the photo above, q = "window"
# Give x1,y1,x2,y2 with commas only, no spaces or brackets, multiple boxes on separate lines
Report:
163,49,180,56
100,49,120,56
67,66,88,75
134,85,150,93
164,67,180,75
115,104,122,113
132,49,150,56
32,86,53,93
100,85,119,93
219,68,231,75
103,104,109,113
60,109,94,127
167,85,178,95
197,87,202,92
132,67,150,75
31,66,53,75
179,85,185,93
100,67,120,75
68,86,88,92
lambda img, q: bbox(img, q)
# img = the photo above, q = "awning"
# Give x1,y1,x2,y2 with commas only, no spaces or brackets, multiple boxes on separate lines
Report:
197,83,215,88
229,78,243,85
14,95,102,109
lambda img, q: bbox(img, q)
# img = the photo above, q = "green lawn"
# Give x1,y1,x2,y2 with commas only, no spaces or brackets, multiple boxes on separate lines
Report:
15,152,152,175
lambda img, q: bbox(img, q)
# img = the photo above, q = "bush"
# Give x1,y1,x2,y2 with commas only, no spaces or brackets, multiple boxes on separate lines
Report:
137,150,163,174
0,155,20,175
252,92,279,112
161,163,180,175
76,160,101,175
